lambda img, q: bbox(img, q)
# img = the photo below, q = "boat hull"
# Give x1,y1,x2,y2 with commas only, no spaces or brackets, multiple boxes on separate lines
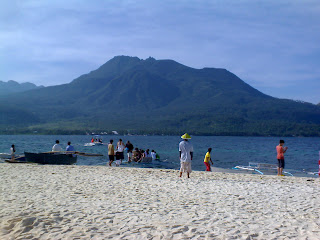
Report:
24,152,77,165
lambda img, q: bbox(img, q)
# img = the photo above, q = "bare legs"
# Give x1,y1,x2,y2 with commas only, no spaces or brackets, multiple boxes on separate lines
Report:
277,167,284,176
179,171,190,178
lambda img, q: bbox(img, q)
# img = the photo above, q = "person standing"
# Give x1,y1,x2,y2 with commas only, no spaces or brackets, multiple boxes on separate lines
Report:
10,144,15,161
125,141,134,162
276,140,288,176
116,139,125,164
108,139,115,166
179,133,193,178
52,140,62,153
204,148,214,171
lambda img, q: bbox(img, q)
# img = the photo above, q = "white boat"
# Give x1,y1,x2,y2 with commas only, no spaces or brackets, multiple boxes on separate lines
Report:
84,135,104,146
233,162,293,176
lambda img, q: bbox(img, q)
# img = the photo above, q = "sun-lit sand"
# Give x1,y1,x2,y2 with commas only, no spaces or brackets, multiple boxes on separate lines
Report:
0,164,319,239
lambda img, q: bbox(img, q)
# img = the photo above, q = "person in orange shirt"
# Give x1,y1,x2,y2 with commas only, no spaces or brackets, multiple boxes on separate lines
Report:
204,148,214,171
276,140,288,176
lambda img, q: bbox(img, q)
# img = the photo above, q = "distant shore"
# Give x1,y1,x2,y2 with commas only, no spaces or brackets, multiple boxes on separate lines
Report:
1,164,319,239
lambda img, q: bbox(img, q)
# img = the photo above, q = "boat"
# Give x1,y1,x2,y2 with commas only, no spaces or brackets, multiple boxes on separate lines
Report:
5,156,27,163
24,152,77,165
233,162,293,176
84,135,104,146
139,157,152,163
0,153,11,159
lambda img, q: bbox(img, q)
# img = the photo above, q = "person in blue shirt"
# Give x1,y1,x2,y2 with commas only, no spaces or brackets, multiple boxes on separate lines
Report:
66,142,75,156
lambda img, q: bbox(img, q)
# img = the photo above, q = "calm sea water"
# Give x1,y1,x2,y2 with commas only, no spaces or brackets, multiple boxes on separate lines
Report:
1,135,319,176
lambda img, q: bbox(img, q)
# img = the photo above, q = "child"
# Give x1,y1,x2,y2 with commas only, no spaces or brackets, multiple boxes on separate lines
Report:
204,148,214,171
10,144,15,161
276,140,288,176
115,151,121,167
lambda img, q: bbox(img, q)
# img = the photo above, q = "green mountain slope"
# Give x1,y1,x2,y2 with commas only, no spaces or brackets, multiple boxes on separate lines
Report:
1,56,320,136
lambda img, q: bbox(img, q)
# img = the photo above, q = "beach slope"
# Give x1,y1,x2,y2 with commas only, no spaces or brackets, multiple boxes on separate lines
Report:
0,164,319,239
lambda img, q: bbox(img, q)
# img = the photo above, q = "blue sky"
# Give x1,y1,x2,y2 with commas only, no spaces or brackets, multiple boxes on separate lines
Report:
0,0,319,104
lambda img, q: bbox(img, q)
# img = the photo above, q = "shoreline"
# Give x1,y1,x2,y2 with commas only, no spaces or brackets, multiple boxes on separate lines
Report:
1,164,319,239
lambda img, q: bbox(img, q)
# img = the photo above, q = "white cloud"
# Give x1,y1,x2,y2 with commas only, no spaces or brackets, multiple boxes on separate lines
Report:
0,0,319,103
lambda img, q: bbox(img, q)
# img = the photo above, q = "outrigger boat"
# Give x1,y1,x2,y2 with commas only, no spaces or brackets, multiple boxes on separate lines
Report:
233,162,293,176
24,152,77,165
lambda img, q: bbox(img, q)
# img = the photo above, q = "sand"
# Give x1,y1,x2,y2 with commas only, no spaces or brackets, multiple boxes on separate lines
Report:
0,164,319,240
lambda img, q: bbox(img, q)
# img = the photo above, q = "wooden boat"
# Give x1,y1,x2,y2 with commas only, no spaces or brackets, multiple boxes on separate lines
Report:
140,157,152,163
4,156,27,163
24,152,77,165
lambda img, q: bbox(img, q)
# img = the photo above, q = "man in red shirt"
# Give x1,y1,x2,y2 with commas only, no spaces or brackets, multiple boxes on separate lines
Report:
276,140,288,176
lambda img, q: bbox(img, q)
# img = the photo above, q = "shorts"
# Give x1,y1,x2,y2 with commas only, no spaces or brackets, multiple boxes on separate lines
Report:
127,152,132,158
116,152,124,160
277,159,285,168
109,155,114,161
180,161,192,173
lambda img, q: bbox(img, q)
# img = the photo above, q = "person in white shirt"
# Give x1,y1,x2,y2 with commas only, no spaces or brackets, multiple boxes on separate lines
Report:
116,139,125,164
151,150,156,160
144,149,151,158
179,133,193,178
52,140,63,153
10,144,15,161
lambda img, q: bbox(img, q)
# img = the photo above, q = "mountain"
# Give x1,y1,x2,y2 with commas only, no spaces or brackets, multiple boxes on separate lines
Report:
1,56,320,136
0,80,43,95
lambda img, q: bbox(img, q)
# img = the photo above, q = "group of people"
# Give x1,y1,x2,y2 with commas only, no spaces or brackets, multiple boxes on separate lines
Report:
52,140,75,154
132,148,159,162
107,139,160,166
178,133,289,178
9,140,76,161
10,135,289,177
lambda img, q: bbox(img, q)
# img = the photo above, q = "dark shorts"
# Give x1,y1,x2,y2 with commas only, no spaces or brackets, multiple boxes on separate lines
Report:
116,152,124,160
278,159,285,168
109,155,114,161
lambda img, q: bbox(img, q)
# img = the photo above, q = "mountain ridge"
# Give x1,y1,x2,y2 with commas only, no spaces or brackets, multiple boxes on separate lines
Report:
1,56,320,136
0,80,43,95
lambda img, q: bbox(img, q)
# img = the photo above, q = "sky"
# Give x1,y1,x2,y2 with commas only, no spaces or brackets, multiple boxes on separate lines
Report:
0,0,319,104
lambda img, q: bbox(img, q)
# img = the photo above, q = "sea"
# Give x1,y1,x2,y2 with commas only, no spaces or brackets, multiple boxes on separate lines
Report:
1,135,319,177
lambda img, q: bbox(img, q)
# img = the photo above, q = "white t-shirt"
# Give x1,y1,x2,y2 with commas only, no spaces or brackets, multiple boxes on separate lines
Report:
151,152,156,160
10,147,15,156
52,144,63,152
117,142,125,152
179,140,193,163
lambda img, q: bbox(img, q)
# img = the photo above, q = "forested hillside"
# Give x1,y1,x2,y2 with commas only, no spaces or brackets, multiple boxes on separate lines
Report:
1,56,320,136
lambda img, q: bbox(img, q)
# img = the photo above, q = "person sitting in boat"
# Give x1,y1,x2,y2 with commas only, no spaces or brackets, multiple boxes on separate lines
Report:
132,148,141,162
91,138,94,143
52,140,63,153
151,150,156,161
144,149,151,158
155,152,160,160
66,141,75,157
139,149,145,162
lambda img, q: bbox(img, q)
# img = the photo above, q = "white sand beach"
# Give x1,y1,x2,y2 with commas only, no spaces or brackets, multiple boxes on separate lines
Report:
0,164,319,240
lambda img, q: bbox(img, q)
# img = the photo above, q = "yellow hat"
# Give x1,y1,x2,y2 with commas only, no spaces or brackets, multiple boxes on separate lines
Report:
181,133,191,139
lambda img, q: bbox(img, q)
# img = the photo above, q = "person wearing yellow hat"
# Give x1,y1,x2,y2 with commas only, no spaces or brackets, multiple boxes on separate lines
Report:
179,133,193,178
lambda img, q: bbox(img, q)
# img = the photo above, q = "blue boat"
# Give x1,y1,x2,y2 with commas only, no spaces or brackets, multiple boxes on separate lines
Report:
24,152,77,165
